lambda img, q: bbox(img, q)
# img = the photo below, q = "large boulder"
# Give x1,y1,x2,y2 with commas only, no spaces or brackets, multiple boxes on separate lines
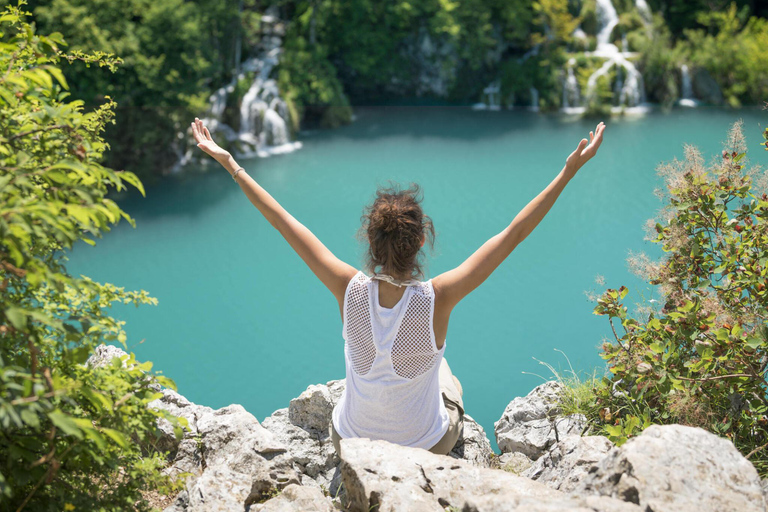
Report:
339,437,641,512
576,424,766,512
524,435,615,492
495,381,586,459
261,379,346,491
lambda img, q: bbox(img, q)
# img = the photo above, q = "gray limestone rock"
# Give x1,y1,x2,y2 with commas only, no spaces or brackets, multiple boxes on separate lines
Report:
287,379,345,432
245,464,302,506
447,413,495,468
149,388,214,454
339,437,641,512
495,381,586,460
524,435,615,492
576,424,766,512
250,484,334,512
179,466,251,511
195,404,288,473
340,437,563,512
86,344,130,368
496,452,534,475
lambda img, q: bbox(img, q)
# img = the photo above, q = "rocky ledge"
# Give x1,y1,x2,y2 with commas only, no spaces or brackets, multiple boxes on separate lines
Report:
90,345,768,511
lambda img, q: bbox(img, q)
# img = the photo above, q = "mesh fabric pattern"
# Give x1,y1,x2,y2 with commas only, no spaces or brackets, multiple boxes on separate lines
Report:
391,282,440,380
345,273,377,376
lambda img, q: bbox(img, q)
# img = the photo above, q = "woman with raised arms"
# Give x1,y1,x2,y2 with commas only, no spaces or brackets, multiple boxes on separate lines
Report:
190,118,605,455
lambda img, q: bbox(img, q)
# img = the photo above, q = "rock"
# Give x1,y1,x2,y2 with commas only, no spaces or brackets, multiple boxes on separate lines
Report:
86,344,130,368
196,404,288,473
495,381,586,459
692,68,724,105
340,437,561,512
462,494,643,512
287,379,345,432
447,413,494,467
245,464,302,506
250,484,334,512
340,437,641,512
149,388,214,453
261,407,338,489
576,424,766,512
524,435,614,492
496,452,533,475
175,466,251,511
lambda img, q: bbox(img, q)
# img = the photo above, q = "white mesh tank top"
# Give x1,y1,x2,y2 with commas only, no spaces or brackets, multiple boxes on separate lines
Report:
331,271,450,449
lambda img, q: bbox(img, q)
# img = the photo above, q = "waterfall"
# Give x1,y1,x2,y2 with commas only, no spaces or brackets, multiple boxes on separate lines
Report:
562,58,583,114
580,0,649,113
595,0,619,54
529,87,540,111
635,0,652,23
678,64,699,107
171,11,302,172
472,81,501,110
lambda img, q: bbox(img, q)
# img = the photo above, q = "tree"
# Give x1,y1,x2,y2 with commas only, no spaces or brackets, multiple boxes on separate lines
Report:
0,3,182,509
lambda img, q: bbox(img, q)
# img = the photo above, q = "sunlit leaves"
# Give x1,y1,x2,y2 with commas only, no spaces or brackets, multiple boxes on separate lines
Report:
0,5,183,509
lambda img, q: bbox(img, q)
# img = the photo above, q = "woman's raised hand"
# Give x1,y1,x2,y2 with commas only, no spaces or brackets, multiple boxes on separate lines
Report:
191,117,231,164
565,121,605,178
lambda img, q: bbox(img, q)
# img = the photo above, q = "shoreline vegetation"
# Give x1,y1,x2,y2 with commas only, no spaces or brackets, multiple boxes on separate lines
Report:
2,1,768,509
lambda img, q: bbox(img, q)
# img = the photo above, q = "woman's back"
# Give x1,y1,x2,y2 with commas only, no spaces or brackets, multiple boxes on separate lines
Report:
331,271,450,449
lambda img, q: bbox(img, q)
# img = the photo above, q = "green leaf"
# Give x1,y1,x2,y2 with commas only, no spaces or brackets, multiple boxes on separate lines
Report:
102,428,130,449
48,410,84,439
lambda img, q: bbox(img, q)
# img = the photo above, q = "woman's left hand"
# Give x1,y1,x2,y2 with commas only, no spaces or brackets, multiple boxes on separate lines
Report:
191,117,231,164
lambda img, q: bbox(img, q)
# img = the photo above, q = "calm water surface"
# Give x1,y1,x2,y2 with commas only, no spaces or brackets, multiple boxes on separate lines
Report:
68,107,767,450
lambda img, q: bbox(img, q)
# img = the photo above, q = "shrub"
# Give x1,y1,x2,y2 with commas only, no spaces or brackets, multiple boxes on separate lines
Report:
586,120,768,474
0,4,183,509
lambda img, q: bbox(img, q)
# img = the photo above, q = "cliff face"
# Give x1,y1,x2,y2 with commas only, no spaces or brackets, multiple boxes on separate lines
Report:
89,345,768,511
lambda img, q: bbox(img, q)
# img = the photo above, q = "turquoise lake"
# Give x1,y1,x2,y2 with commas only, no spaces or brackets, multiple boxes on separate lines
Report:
68,107,767,450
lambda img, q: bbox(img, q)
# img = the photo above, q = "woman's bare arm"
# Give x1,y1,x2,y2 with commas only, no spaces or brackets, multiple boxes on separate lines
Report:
191,118,357,305
433,122,606,312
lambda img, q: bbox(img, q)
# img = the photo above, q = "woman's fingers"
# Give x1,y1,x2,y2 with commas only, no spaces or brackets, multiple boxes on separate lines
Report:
204,126,212,141
191,119,202,143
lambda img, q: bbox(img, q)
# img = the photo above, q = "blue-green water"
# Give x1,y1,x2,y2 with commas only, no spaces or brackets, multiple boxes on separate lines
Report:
68,107,766,450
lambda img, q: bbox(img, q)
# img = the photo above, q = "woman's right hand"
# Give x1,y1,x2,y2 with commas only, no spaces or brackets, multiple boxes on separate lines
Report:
564,121,605,179
191,117,231,164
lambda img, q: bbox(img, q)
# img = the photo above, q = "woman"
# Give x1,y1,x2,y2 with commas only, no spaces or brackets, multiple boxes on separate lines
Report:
190,118,606,456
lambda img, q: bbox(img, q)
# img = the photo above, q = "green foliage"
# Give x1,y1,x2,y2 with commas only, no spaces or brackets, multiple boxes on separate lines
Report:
636,15,680,108
0,4,182,509
681,4,768,107
585,121,768,472
30,0,242,182
277,32,352,129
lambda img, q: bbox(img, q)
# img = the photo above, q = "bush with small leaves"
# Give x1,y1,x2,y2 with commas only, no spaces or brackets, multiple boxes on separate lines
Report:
586,120,768,475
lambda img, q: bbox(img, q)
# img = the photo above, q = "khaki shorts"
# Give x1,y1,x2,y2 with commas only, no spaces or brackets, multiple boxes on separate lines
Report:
330,358,465,456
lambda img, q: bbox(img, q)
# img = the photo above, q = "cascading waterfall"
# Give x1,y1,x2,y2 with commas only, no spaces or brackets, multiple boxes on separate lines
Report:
595,0,619,53
635,0,652,23
678,64,699,107
172,12,301,172
578,0,649,113
562,58,583,114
